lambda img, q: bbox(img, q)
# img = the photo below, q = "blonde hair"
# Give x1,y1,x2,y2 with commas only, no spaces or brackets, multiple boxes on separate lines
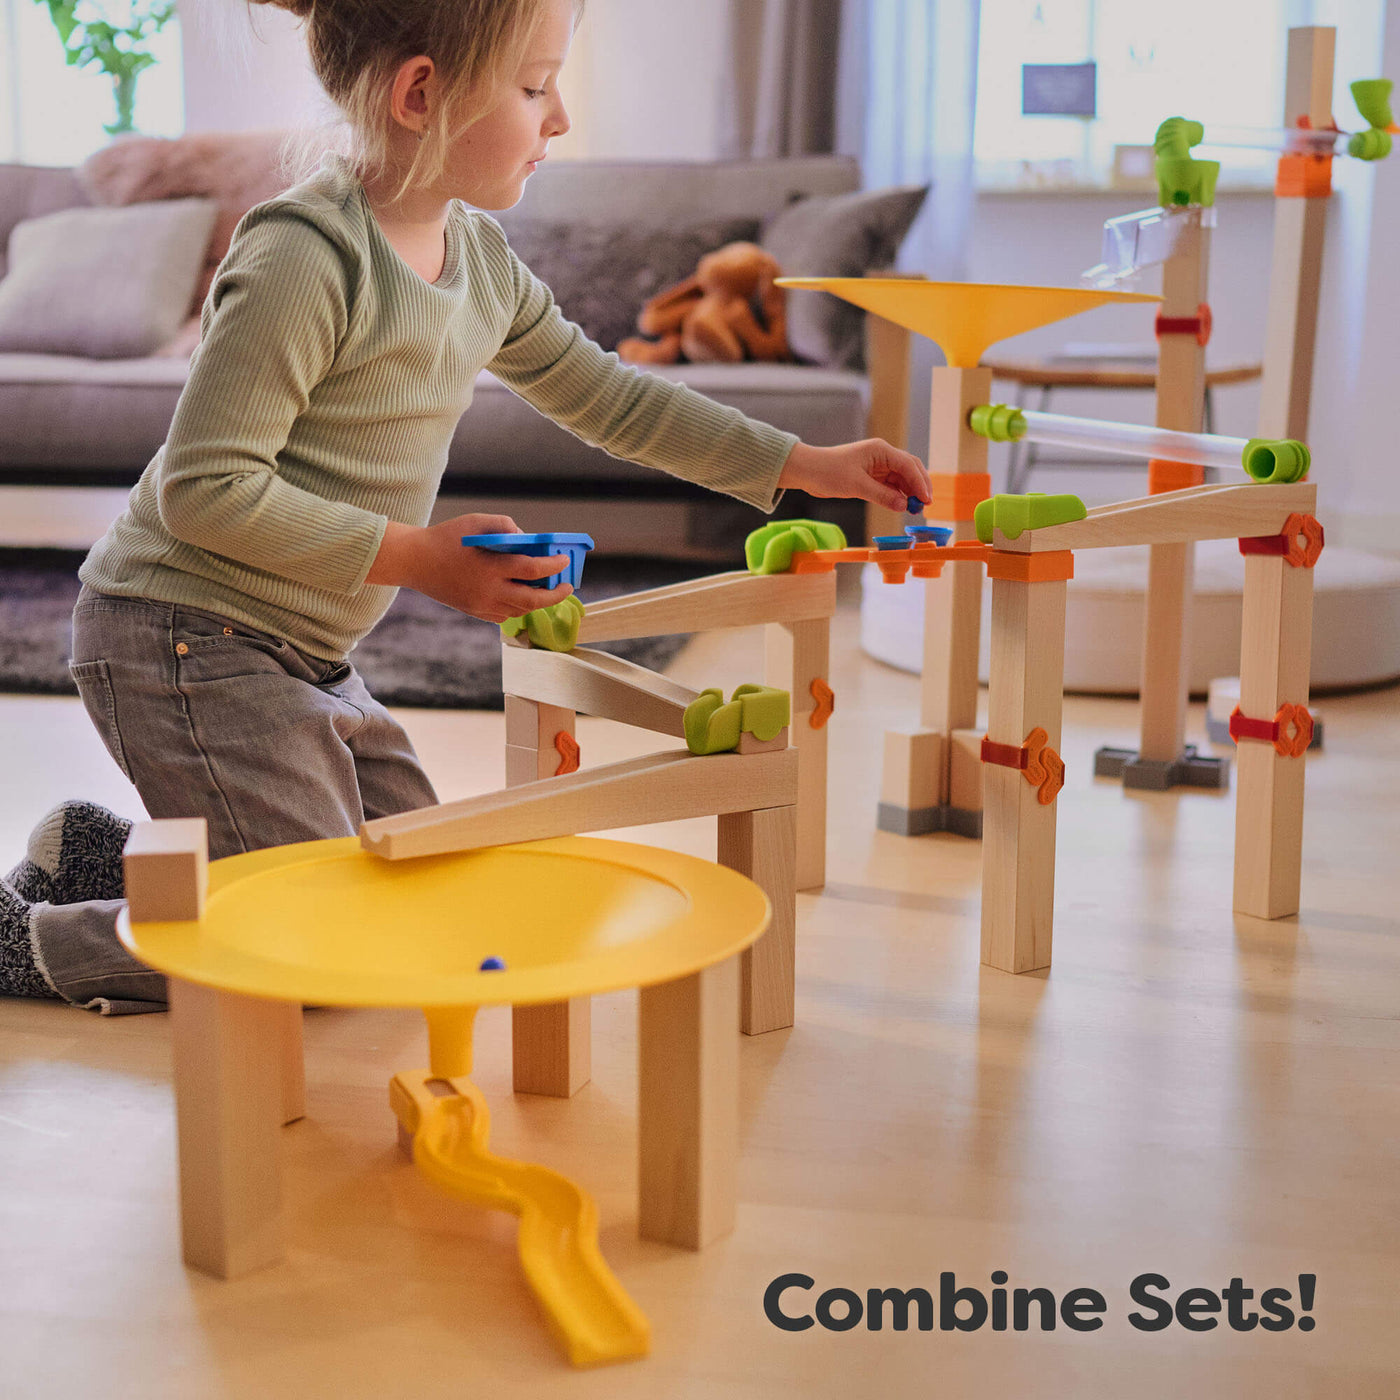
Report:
250,0,578,202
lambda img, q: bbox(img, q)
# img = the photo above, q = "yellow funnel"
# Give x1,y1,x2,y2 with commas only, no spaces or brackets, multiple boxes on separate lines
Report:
776,277,1161,368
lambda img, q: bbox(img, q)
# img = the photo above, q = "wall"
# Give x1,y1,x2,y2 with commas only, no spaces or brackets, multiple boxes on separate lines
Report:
176,0,1398,550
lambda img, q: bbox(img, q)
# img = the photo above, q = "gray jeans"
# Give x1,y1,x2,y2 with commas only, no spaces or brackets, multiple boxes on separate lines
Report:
32,587,439,1014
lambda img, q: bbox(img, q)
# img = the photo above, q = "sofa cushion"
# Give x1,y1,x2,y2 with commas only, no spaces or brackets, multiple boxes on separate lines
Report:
760,184,929,368
0,199,218,359
495,215,761,352
0,165,91,280
451,362,868,488
0,353,190,471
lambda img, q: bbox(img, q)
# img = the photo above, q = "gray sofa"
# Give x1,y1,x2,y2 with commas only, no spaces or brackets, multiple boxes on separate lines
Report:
0,154,894,551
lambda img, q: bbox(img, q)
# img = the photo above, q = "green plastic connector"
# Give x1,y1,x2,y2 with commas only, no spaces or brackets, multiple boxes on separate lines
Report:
1242,438,1311,484
1347,128,1393,161
1153,116,1220,207
745,518,847,575
974,492,1088,544
683,683,791,754
1351,78,1394,132
500,593,585,652
968,403,1027,442
730,683,791,741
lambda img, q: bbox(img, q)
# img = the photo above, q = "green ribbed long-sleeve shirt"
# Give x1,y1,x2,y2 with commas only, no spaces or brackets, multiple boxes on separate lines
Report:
81,154,797,660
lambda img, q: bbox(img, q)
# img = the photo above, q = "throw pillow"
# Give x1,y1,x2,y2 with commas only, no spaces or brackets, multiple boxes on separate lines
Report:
0,198,218,359
759,184,929,368
493,215,762,352
79,131,291,314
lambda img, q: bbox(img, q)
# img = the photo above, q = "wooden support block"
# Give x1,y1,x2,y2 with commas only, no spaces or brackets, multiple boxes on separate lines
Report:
1259,26,1334,443
512,999,592,1097
980,577,1067,974
578,570,835,645
503,694,588,1095
1139,211,1209,763
169,978,287,1278
948,728,985,814
1138,541,1194,762
920,367,991,736
737,727,789,755
363,748,797,861
1234,553,1315,918
502,645,696,737
123,819,209,922
718,806,797,1035
765,618,830,890
880,728,946,811
638,956,740,1249
863,276,917,542
278,1003,305,1125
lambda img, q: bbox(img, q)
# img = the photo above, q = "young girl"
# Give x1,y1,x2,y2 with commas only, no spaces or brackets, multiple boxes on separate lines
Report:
0,0,929,1015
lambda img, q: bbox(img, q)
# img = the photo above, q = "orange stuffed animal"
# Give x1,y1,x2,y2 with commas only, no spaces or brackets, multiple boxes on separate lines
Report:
618,241,790,365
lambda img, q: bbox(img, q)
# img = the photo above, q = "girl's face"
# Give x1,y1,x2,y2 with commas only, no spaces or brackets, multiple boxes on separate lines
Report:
442,0,576,210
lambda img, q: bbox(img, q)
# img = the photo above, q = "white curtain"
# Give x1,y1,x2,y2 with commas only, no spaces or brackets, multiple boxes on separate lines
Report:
838,0,981,282
717,0,844,159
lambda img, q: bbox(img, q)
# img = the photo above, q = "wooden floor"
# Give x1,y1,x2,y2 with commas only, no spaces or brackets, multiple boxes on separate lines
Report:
1,598,1397,1399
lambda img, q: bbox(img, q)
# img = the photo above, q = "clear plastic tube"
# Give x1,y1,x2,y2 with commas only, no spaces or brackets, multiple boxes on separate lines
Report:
1016,411,1249,472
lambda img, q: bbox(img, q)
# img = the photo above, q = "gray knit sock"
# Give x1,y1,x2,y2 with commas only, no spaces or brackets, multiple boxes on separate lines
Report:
5,801,133,906
0,878,60,1001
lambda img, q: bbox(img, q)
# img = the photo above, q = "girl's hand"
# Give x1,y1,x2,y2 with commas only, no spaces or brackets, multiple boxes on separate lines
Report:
367,513,574,622
778,439,931,515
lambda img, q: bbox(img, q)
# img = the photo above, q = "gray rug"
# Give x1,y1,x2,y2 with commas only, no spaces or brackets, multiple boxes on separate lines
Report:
0,549,709,709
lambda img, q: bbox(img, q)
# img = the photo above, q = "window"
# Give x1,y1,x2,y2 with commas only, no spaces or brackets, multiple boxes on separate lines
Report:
1,0,184,166
974,0,1302,190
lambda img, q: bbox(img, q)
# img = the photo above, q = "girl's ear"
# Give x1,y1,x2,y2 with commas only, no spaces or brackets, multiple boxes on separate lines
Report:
390,55,437,132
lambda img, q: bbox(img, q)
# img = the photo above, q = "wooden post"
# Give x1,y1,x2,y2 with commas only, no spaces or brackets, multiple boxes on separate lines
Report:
980,576,1067,973
764,618,829,890
1138,211,1210,766
1258,26,1335,442
124,820,293,1275
878,365,990,836
504,691,591,1098
717,805,797,1034
1233,552,1315,918
863,272,919,541
637,956,740,1249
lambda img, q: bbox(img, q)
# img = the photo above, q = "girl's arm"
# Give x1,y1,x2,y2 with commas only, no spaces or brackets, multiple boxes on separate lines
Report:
155,209,387,595
482,224,928,515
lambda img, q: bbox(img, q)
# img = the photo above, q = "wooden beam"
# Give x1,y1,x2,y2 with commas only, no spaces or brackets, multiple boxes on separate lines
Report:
577,570,835,644
361,748,798,861
993,482,1316,552
501,645,697,737
718,805,797,1035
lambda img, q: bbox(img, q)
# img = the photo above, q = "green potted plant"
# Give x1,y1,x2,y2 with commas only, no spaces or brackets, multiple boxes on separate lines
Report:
33,1,178,137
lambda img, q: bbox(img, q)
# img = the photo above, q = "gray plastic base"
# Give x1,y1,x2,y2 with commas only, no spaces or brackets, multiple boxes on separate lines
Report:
1205,711,1324,749
877,802,984,839
1093,744,1231,792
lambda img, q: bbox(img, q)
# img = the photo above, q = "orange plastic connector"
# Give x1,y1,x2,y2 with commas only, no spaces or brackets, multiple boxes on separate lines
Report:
925,471,992,523
809,677,834,729
1239,512,1324,568
1154,302,1212,347
980,726,1064,804
554,731,580,775
790,546,875,574
985,549,1075,583
1148,458,1206,495
1228,703,1313,758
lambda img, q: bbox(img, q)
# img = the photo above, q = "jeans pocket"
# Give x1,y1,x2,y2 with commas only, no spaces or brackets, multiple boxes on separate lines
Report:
69,658,135,782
